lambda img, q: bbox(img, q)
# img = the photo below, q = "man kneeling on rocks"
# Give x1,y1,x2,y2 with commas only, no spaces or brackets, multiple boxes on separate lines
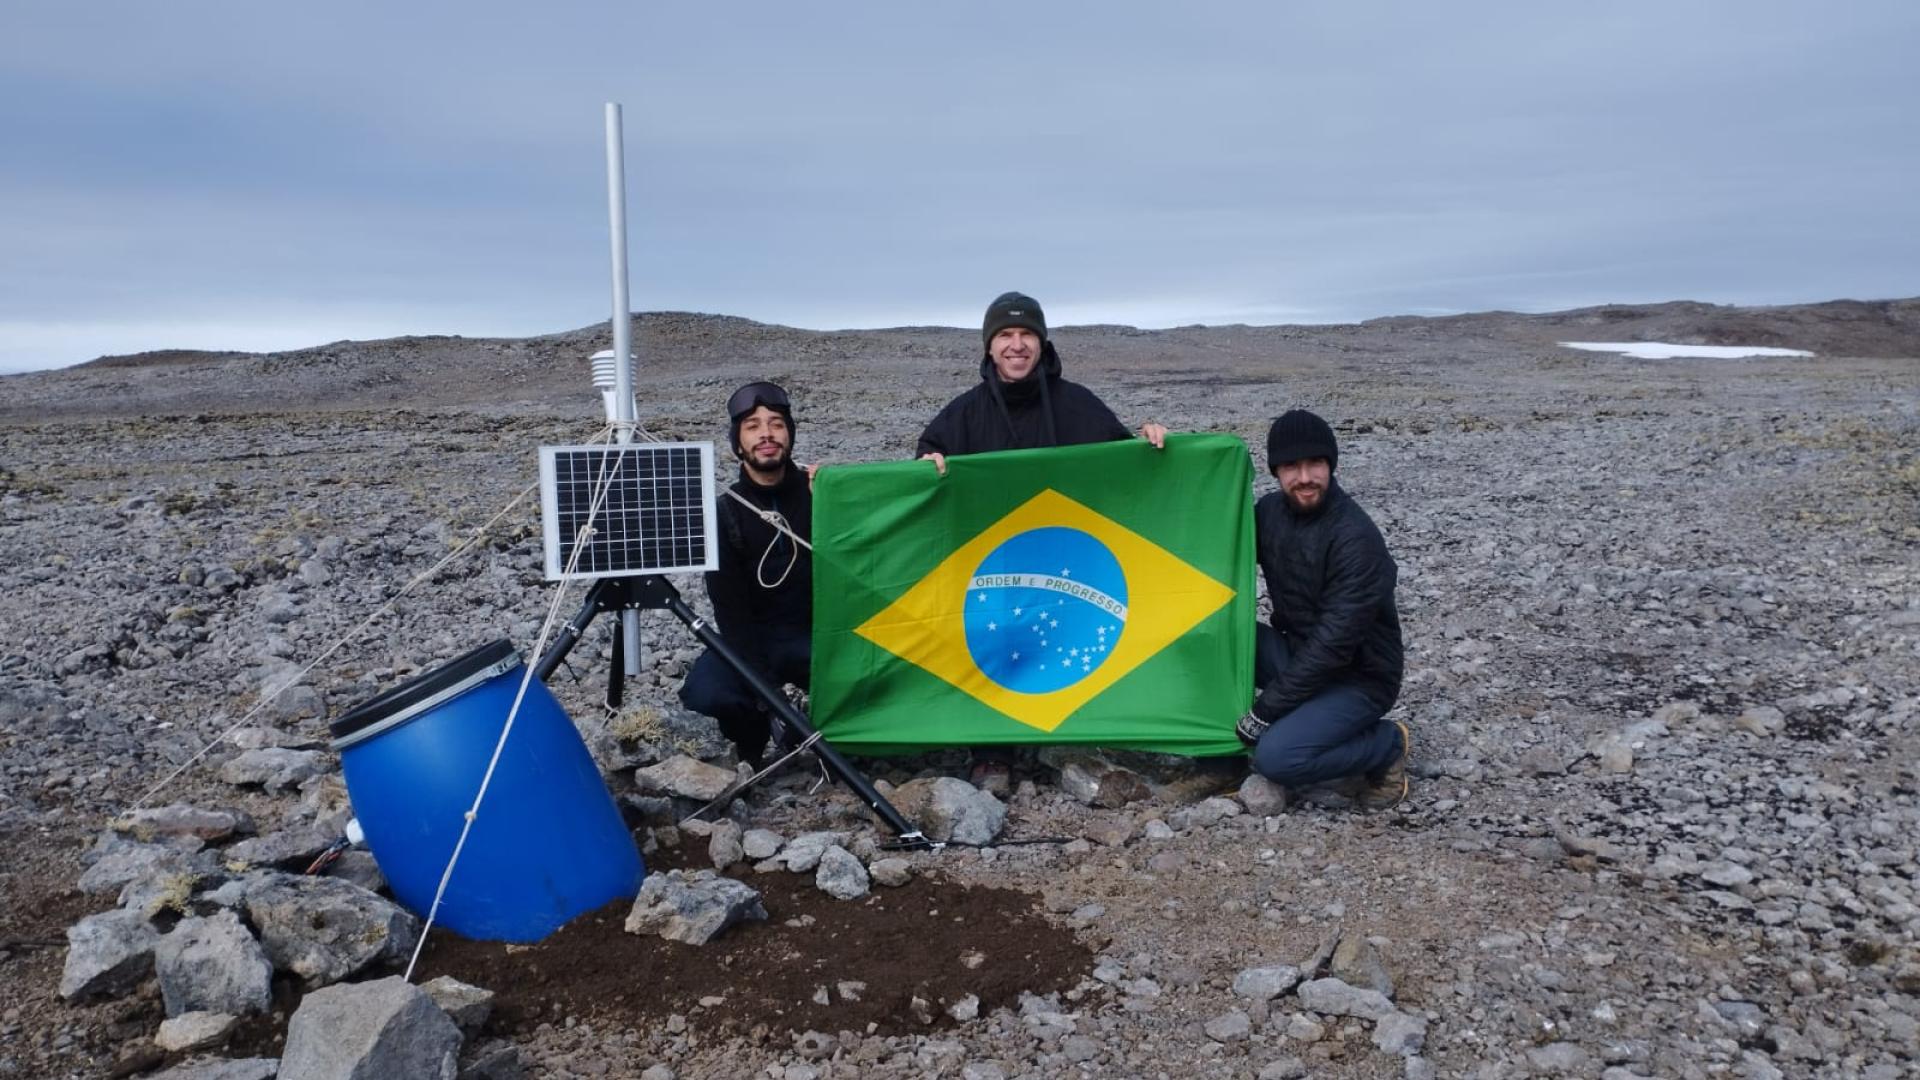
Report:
1237,409,1410,809
679,381,812,769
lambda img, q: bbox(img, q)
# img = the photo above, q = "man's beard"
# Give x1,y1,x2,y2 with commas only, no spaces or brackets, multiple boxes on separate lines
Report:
1284,484,1324,512
745,443,791,472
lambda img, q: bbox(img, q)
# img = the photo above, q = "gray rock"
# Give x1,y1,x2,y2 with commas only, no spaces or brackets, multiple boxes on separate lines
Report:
1330,934,1394,997
1238,774,1290,816
1060,1035,1100,1062
741,828,785,860
246,874,419,987
459,1039,529,1080
1594,737,1634,774
1257,1058,1308,1080
231,726,317,751
1204,1009,1252,1042
1518,744,1572,776
1699,862,1755,888
1296,977,1396,1021
707,819,745,869
275,684,327,721
323,850,386,894
154,910,273,1017
259,592,302,625
891,777,1007,846
625,869,767,944
1526,1041,1596,1075
1168,796,1242,830
218,747,324,792
79,839,192,895
814,845,870,900
634,755,738,801
1651,701,1701,727
144,1059,279,1080
1084,816,1136,847
1734,706,1784,736
774,830,848,872
1711,1000,1766,1039
1284,1013,1327,1042
420,975,493,1033
116,804,254,843
793,1030,838,1059
60,908,159,1000
1372,1010,1428,1056
120,858,222,919
869,857,913,887
226,824,339,868
947,993,980,1021
279,975,463,1080
1053,754,1152,808
155,1010,239,1052
1231,964,1302,1001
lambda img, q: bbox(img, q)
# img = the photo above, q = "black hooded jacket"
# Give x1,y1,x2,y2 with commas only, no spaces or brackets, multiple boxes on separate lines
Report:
1252,478,1404,720
705,465,812,668
915,342,1130,456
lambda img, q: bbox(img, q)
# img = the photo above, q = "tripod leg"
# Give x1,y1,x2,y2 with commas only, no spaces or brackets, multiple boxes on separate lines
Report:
535,579,618,682
644,580,924,844
606,613,626,711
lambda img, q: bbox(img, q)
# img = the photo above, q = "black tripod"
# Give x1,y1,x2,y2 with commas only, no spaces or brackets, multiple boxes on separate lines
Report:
533,574,926,846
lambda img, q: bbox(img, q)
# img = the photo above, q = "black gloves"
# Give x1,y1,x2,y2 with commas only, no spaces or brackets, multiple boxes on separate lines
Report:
1236,709,1270,747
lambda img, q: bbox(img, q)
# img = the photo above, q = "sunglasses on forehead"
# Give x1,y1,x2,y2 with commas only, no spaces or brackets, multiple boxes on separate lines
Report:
728,381,791,421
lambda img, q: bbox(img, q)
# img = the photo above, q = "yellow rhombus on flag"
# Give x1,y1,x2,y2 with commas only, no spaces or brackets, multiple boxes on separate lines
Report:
855,488,1234,731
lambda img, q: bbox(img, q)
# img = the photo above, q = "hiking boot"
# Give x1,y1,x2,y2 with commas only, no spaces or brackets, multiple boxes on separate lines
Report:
1356,720,1410,811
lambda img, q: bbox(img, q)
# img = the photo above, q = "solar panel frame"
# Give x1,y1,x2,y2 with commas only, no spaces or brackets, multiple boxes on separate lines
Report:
539,441,720,580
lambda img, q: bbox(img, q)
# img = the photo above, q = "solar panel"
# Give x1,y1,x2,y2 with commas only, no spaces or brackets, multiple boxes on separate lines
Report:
539,442,720,580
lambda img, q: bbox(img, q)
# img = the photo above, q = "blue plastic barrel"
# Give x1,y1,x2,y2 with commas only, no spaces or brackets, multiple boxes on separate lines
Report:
330,639,643,942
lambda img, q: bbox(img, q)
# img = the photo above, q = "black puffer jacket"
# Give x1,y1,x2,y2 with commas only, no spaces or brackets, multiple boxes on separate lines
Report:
705,466,811,668
915,342,1130,455
1252,479,1403,719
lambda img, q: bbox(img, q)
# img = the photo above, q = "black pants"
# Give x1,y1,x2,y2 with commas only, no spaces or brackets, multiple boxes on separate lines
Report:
1249,624,1399,786
678,629,810,762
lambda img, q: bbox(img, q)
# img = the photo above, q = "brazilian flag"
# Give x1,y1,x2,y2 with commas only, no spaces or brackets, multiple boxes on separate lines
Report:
810,434,1253,756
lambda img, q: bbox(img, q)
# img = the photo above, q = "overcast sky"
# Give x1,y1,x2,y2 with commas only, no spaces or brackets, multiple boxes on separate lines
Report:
2,2,1916,373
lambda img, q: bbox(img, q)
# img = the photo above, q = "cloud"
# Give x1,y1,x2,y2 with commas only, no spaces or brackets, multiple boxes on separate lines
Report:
2,1,1916,372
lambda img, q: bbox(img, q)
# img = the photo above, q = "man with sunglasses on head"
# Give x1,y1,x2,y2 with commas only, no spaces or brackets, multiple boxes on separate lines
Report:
916,291,1167,796
679,381,813,770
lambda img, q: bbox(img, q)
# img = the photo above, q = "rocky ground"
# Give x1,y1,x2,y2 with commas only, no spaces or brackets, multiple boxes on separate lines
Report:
0,299,1917,1079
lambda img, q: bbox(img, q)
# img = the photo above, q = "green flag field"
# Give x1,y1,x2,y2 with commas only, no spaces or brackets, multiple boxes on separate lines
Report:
810,434,1254,756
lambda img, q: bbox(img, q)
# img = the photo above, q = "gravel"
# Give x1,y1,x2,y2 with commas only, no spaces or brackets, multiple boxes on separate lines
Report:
3,305,1917,1077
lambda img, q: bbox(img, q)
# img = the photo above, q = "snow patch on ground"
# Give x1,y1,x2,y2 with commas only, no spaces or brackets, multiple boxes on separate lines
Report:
1558,341,1814,359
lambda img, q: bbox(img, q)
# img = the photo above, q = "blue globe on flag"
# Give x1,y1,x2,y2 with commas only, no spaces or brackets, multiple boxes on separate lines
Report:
963,527,1129,694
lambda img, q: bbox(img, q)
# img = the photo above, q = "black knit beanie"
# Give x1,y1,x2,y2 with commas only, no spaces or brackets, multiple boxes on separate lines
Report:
1266,409,1338,471
982,291,1048,347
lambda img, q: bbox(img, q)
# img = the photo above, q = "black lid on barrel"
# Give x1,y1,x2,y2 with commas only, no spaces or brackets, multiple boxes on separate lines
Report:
330,638,519,746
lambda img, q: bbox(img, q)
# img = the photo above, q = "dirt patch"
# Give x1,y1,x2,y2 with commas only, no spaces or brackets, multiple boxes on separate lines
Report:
411,858,1092,1041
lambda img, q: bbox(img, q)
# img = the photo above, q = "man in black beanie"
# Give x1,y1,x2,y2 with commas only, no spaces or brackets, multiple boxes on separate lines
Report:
916,291,1166,471
1238,409,1410,809
915,291,1166,793
679,381,813,769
